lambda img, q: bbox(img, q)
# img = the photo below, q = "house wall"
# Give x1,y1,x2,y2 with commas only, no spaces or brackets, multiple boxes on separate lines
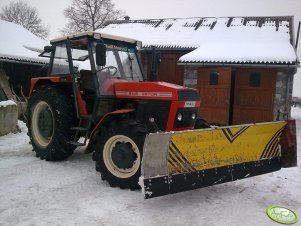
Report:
183,65,296,125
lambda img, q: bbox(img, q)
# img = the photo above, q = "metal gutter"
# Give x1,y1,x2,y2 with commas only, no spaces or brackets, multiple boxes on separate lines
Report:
140,47,196,51
0,58,47,66
177,62,300,68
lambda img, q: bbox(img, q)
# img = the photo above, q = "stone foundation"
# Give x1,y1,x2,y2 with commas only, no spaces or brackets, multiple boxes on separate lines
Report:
0,101,18,136
274,70,295,120
183,67,198,89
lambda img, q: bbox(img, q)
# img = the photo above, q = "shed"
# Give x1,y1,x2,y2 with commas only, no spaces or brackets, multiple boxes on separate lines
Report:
101,16,300,125
0,20,48,100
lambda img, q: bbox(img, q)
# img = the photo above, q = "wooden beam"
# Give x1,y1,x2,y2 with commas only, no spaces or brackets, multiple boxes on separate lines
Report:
0,69,16,101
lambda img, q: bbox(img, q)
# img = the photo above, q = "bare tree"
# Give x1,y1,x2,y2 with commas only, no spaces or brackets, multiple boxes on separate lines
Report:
62,0,125,35
0,0,49,39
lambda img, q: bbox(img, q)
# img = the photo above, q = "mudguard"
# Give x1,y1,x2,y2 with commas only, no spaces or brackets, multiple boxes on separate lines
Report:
140,121,295,199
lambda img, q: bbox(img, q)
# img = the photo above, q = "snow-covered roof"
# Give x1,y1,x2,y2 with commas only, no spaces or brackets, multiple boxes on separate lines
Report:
0,20,48,64
51,31,139,44
100,17,299,65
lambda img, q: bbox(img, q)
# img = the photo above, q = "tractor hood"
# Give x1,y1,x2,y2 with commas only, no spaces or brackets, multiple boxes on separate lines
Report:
114,81,200,101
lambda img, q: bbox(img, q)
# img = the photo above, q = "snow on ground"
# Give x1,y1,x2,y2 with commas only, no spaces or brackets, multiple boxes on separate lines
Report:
0,114,301,226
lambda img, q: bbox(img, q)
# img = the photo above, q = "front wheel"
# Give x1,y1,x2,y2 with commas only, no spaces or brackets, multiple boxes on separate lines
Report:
94,118,148,189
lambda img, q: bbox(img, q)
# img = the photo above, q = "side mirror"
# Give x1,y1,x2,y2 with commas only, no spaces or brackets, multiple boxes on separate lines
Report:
96,44,106,66
44,45,55,53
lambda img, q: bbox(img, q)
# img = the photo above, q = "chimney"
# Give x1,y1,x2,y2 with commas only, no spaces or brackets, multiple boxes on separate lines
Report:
124,16,130,21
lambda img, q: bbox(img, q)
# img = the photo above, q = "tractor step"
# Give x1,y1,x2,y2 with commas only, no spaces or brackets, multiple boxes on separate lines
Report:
67,141,86,146
70,127,88,131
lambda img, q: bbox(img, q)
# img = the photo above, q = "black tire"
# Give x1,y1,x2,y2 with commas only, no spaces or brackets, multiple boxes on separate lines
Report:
194,116,210,129
26,85,78,161
94,118,148,190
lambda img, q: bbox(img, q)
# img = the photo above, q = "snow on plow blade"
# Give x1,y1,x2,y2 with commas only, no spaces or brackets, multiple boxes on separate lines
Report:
141,121,294,199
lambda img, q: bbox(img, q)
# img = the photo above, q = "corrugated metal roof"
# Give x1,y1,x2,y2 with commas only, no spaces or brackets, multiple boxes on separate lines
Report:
100,16,298,65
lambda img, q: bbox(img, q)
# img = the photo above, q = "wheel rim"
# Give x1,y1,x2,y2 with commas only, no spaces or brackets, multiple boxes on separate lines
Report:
31,101,54,148
103,135,141,179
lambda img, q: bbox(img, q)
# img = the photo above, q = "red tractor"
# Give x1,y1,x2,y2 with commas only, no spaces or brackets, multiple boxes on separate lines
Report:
27,32,296,199
27,32,201,190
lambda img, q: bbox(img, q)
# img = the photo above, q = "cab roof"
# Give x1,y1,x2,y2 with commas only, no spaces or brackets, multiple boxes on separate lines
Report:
50,31,139,45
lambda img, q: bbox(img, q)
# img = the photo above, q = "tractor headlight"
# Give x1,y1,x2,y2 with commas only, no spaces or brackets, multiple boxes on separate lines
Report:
192,113,197,120
177,113,183,121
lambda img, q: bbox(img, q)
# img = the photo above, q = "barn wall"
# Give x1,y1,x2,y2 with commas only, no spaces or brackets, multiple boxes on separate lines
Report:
140,50,188,83
183,65,296,124
232,68,276,124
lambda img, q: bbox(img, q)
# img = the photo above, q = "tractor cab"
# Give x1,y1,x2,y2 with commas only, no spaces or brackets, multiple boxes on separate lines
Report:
42,32,144,84
38,32,147,119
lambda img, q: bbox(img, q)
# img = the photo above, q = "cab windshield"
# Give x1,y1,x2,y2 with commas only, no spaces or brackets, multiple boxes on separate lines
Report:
96,44,143,82
44,39,144,83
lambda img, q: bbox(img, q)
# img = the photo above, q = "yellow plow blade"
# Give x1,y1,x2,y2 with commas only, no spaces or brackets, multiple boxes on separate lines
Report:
141,121,289,199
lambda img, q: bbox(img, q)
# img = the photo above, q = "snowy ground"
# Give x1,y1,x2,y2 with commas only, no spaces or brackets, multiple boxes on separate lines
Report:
0,110,301,226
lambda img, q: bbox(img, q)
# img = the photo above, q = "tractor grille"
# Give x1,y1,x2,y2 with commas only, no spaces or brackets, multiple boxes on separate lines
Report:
178,89,200,101
174,107,198,128
138,100,171,131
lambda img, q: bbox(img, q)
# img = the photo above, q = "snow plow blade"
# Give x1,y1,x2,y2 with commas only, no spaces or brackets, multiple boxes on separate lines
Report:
141,121,295,199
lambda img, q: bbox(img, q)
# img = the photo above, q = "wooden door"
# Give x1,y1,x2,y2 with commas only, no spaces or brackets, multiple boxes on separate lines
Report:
197,67,232,125
157,54,184,85
233,69,276,124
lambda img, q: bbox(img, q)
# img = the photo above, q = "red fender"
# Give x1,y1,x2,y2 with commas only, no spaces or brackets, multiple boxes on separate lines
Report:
85,109,135,153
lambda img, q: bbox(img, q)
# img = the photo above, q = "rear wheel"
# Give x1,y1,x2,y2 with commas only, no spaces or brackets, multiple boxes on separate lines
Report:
94,118,148,189
27,85,77,161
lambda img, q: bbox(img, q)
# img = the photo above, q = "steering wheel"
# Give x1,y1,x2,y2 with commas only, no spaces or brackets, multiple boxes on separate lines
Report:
97,66,118,76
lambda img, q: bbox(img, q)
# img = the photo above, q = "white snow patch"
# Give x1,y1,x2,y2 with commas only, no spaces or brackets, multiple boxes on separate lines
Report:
0,100,16,107
291,106,301,120
139,176,153,197
138,176,145,193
